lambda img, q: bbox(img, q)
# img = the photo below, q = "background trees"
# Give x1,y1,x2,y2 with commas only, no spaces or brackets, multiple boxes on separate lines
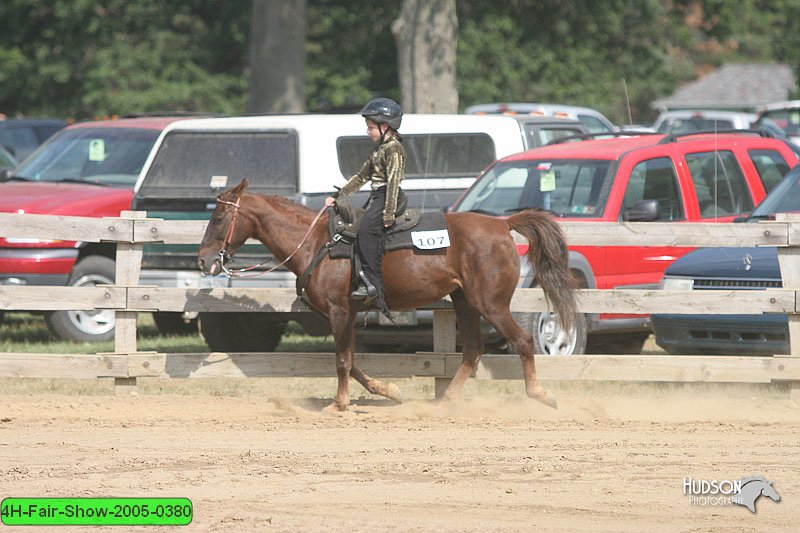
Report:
0,0,797,124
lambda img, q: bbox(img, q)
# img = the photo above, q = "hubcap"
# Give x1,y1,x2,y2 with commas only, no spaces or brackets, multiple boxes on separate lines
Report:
536,312,577,355
67,273,115,336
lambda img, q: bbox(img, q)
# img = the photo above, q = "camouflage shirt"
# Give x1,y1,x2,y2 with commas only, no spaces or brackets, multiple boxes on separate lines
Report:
338,135,406,225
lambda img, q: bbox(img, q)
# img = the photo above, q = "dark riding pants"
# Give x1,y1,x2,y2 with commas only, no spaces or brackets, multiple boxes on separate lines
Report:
357,187,390,310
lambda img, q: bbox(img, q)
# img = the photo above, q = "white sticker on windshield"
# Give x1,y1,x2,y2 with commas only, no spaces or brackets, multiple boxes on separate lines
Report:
210,175,229,188
88,139,105,161
411,229,451,250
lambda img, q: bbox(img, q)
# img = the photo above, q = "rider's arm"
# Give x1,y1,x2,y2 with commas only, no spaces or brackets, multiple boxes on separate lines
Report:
338,158,371,199
382,144,406,227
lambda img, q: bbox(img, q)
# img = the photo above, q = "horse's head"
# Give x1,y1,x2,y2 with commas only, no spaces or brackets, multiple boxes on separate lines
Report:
197,179,251,276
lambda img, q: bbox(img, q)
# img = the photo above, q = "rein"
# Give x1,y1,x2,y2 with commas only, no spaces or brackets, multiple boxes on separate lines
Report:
215,196,328,278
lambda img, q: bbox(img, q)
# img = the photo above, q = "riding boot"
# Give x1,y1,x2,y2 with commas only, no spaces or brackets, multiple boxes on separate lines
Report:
351,270,378,301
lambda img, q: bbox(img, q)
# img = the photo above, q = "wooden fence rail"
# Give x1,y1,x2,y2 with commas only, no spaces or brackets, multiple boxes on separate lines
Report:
1,211,799,399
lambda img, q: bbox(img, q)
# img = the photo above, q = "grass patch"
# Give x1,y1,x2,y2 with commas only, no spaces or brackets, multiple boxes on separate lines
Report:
0,312,332,354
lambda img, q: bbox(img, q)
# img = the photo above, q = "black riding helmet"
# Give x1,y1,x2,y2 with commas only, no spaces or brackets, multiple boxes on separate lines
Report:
360,97,403,130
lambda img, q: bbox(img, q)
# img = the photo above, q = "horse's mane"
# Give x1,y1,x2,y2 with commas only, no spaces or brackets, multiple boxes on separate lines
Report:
249,193,317,223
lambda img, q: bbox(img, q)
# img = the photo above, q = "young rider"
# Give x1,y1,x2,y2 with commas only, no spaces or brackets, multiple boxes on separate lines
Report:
325,97,406,311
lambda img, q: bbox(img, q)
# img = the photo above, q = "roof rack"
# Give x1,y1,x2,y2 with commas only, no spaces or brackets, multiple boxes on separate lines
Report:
657,128,775,144
545,130,658,146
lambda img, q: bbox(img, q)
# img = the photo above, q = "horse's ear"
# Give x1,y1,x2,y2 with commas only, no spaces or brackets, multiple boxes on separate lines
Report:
232,179,248,194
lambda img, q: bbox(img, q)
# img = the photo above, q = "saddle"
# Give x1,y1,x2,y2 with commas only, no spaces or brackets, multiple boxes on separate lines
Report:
327,196,427,259
295,196,448,298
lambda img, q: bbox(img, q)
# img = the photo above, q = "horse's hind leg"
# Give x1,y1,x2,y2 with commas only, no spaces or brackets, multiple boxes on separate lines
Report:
440,290,485,403
349,366,402,402
483,306,558,409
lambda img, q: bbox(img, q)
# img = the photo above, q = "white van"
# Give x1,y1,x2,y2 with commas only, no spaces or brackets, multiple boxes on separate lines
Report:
132,113,576,351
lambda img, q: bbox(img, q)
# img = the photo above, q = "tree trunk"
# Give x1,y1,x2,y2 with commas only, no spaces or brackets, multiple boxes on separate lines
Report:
392,0,458,113
247,0,306,113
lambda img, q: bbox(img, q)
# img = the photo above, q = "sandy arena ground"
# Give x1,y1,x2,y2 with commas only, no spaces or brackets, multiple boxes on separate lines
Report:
1,378,798,532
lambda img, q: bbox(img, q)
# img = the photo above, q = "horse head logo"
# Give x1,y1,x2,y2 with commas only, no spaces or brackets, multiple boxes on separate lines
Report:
731,476,780,513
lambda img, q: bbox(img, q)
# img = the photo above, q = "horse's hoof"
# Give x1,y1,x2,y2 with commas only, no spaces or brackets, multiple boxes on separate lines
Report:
529,387,558,409
322,402,347,413
385,382,403,403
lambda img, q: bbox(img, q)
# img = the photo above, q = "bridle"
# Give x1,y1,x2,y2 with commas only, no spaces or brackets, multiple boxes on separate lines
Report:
214,195,328,277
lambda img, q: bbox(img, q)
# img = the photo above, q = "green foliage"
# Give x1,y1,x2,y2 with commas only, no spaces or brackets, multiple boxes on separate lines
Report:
0,0,249,118
0,0,796,123
305,0,400,110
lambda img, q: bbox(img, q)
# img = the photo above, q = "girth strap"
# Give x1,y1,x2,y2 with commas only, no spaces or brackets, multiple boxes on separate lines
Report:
296,241,334,298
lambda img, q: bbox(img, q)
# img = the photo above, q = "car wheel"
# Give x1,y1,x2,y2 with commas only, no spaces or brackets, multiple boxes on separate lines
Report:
511,311,588,355
45,255,116,342
586,332,650,355
199,312,286,352
152,312,199,336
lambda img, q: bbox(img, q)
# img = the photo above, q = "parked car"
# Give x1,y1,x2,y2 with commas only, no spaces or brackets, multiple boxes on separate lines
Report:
132,113,565,352
465,102,618,134
652,110,756,135
651,166,800,355
356,130,799,355
753,100,800,144
0,116,193,341
0,118,67,161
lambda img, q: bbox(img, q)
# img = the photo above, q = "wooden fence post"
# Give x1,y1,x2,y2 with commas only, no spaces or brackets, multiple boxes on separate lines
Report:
433,309,457,398
775,214,800,400
112,210,145,394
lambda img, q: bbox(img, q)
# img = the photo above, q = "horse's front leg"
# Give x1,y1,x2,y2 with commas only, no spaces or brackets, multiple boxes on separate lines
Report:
324,310,357,412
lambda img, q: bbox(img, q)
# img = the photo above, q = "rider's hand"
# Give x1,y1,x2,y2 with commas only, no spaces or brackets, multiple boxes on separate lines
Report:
324,196,336,207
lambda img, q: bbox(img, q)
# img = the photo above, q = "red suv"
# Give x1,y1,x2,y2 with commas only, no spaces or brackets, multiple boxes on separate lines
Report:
0,116,190,342
356,131,799,354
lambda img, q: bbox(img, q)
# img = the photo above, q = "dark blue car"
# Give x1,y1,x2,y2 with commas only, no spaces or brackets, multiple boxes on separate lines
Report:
651,166,800,355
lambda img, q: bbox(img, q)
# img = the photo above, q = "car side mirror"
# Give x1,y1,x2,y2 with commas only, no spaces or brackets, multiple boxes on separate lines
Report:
0,168,10,183
622,199,660,221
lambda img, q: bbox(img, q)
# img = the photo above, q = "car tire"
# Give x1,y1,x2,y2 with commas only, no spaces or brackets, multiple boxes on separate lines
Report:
199,312,286,352
45,255,117,342
511,311,588,355
586,332,650,355
152,312,199,336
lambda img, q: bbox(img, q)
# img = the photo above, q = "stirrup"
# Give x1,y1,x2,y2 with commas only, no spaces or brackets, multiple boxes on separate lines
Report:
350,283,377,301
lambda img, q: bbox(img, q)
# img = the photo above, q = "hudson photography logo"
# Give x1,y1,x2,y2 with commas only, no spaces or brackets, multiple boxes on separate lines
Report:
683,475,781,513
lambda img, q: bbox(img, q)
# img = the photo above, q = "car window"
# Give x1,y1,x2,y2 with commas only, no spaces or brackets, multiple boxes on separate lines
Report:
527,125,585,147
622,157,684,221
666,118,735,134
454,159,613,217
338,133,495,180
0,126,39,160
685,151,754,218
0,147,15,169
757,109,800,137
13,127,162,187
751,168,800,216
139,131,298,197
749,149,791,193
576,114,611,134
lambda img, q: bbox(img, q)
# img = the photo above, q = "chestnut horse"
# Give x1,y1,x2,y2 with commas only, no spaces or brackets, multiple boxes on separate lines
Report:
197,179,576,411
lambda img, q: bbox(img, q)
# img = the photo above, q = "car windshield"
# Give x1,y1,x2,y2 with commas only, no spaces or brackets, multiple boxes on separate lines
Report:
0,147,15,169
748,167,800,219
453,158,613,217
12,127,160,188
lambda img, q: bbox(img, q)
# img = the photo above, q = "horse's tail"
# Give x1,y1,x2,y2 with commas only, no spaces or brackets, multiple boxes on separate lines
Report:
507,209,577,331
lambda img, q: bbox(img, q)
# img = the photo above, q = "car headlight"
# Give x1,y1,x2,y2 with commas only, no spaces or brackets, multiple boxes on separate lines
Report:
660,276,694,290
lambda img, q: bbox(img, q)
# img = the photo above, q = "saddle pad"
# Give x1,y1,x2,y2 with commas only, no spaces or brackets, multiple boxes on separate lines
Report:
329,210,448,259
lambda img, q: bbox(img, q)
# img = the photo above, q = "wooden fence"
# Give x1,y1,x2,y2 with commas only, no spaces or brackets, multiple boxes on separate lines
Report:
1,211,799,399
